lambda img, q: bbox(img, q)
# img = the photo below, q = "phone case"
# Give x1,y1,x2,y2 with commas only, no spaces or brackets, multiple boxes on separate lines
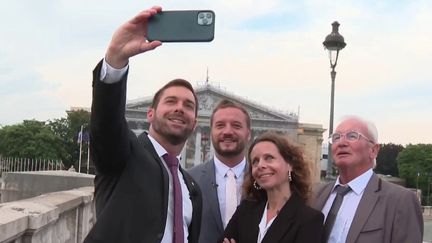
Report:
147,10,215,42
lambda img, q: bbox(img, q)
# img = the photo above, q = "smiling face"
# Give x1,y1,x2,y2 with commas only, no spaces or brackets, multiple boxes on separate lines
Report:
250,141,292,192
332,118,379,181
211,107,251,164
147,85,197,145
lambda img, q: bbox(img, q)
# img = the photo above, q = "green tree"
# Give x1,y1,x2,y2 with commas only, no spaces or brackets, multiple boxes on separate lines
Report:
48,109,90,169
397,144,432,204
375,143,404,177
0,120,66,159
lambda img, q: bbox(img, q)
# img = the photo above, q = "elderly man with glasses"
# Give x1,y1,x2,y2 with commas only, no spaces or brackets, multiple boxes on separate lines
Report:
311,115,423,243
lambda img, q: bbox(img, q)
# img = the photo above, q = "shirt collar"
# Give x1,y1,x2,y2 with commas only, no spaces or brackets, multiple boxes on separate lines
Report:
147,134,181,160
334,168,373,195
213,155,246,178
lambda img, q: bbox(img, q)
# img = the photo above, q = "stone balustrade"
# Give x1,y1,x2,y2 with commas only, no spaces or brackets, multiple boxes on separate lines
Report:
0,187,94,243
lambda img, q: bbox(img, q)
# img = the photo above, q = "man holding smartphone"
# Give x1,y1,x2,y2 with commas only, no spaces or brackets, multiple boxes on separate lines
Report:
84,6,202,243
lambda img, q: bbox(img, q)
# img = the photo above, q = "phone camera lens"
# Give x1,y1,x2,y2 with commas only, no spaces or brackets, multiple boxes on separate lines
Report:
206,13,212,18
202,18,208,25
199,13,204,19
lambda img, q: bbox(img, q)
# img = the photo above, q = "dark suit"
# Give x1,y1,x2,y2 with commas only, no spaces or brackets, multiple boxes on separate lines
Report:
84,60,202,243
222,193,324,243
311,173,423,243
188,159,224,243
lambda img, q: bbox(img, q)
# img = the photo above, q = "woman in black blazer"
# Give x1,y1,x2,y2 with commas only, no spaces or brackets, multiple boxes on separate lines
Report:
222,132,324,243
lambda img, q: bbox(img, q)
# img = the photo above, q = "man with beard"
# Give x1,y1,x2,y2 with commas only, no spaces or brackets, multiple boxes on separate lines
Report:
84,6,202,243
188,99,251,243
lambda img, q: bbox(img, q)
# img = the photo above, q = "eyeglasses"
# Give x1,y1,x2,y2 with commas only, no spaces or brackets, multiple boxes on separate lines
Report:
329,131,375,144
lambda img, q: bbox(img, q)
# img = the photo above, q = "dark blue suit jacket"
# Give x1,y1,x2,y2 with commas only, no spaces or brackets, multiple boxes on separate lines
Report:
84,60,202,243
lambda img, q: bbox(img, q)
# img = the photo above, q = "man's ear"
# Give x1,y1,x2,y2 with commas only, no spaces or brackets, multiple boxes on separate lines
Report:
147,108,154,122
192,118,198,131
371,143,380,160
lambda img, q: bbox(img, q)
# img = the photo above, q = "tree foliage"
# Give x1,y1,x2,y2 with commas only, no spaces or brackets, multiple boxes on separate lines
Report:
48,109,90,168
375,143,404,176
0,110,91,170
397,144,432,204
0,120,66,159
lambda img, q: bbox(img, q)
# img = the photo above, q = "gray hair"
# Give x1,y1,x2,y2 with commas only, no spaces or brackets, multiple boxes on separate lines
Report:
337,115,379,167
337,115,378,143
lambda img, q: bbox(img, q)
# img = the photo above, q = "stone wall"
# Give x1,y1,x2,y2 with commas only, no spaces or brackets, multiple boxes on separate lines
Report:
297,123,325,183
0,187,94,243
1,171,94,203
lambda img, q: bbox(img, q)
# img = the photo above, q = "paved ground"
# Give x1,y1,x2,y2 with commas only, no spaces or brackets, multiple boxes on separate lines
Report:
425,218,432,243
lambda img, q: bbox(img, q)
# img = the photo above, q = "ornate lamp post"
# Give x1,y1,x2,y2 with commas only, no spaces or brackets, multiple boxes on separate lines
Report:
323,21,346,177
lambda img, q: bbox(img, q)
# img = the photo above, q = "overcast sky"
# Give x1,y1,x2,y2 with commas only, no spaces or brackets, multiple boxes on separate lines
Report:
0,0,431,145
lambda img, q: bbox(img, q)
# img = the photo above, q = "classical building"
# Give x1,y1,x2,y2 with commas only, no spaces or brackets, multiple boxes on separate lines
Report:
125,83,325,182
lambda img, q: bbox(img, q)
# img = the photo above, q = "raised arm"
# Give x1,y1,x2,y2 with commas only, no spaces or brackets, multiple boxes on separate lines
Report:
90,7,163,174
105,6,162,68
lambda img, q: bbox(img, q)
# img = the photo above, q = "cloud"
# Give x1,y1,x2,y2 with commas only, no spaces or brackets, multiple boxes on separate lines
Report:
0,0,431,145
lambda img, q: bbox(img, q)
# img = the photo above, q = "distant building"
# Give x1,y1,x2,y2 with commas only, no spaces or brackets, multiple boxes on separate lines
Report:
321,143,329,177
125,83,325,182
69,107,91,113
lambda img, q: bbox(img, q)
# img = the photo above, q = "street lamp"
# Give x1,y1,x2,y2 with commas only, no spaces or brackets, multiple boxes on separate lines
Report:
323,21,346,178
78,124,84,173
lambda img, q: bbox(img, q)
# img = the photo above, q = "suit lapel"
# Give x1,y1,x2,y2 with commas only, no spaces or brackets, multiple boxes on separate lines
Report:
203,160,224,232
245,200,266,242
312,181,335,210
137,132,170,222
346,174,381,243
180,167,200,199
261,193,302,243
137,132,169,180
138,132,164,163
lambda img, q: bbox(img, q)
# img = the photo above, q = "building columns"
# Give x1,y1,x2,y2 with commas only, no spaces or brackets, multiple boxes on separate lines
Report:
194,129,202,166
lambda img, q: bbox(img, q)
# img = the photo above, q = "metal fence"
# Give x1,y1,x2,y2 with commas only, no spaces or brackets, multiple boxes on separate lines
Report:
0,157,65,174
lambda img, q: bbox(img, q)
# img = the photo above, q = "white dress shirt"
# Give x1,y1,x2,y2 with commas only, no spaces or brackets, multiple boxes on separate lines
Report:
257,202,277,243
322,169,373,243
214,156,246,227
99,60,193,243
99,59,128,83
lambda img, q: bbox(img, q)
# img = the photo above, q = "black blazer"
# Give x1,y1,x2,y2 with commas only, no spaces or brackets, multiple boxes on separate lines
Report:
222,193,324,243
84,60,202,243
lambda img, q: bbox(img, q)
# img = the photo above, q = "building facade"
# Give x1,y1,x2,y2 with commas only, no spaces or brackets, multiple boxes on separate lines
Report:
125,84,325,182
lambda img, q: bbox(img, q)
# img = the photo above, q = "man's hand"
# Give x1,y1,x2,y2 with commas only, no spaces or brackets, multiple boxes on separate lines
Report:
105,6,163,69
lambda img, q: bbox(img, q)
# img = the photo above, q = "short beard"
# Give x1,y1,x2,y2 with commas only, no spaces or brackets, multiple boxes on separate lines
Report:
151,115,194,146
213,140,245,158
164,132,191,145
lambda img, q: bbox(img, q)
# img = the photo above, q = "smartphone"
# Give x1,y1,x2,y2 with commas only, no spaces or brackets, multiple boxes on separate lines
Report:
147,10,215,42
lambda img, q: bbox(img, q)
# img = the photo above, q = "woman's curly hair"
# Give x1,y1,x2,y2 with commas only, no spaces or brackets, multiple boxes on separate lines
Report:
243,131,312,202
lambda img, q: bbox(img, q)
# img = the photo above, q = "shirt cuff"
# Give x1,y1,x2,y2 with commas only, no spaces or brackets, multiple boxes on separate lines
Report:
100,58,129,84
